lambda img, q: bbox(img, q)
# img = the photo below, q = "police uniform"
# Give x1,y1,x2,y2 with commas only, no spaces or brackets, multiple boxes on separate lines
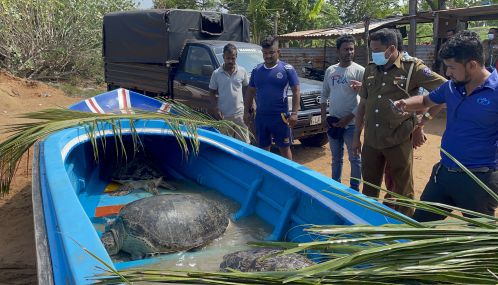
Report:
482,39,498,69
359,54,446,216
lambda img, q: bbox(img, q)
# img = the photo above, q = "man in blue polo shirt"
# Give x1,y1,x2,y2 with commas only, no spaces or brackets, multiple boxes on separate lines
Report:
394,31,498,221
244,36,300,160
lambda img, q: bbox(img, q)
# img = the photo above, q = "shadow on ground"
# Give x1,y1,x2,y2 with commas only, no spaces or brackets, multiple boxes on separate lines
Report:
0,185,37,285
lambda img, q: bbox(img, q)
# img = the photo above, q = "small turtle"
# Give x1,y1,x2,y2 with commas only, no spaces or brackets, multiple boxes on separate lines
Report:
111,177,176,196
110,158,176,196
101,194,229,259
220,248,314,272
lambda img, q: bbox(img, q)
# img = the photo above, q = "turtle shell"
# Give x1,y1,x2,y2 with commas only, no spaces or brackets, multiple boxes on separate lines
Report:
220,248,314,272
117,194,228,256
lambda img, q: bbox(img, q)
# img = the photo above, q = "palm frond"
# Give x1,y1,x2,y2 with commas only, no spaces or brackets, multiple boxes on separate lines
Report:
94,147,498,284
0,101,246,195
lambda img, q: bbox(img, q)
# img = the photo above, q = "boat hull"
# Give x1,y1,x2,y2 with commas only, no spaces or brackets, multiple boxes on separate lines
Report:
32,90,403,284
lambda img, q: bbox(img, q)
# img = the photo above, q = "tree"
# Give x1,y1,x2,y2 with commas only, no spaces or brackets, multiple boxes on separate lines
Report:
0,0,136,81
153,0,218,10
330,0,402,24
222,0,340,44
420,0,487,10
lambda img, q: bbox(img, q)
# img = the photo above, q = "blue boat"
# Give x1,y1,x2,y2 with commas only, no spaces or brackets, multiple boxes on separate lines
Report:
32,89,402,284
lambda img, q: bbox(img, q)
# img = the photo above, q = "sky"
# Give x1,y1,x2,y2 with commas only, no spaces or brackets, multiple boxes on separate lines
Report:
135,0,153,9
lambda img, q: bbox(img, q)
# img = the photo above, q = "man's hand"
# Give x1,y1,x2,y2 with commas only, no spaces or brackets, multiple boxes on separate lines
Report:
288,113,298,128
352,135,362,156
412,125,427,149
390,99,409,115
333,117,350,128
332,113,354,128
350,80,362,92
217,111,224,120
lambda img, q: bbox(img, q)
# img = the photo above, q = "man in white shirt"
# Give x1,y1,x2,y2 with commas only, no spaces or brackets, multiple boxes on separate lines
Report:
209,43,250,143
320,34,364,190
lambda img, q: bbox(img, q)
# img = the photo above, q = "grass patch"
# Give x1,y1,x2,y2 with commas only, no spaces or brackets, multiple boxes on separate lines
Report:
55,82,107,98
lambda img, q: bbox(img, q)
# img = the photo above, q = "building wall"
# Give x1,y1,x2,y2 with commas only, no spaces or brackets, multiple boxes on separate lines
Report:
280,45,437,77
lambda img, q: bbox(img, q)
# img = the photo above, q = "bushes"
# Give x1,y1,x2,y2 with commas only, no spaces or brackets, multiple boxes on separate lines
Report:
0,0,135,82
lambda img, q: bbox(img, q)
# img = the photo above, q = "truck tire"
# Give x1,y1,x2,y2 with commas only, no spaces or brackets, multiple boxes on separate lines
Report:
299,133,328,147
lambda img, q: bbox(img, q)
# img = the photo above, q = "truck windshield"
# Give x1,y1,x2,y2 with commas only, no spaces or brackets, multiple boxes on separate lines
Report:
215,48,263,75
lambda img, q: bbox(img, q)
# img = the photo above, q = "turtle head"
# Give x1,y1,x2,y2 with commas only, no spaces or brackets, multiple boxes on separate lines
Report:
101,221,124,255
101,229,120,255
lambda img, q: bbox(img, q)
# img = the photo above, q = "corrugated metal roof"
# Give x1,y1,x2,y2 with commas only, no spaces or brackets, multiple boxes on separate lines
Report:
278,5,498,40
422,4,498,21
278,16,406,40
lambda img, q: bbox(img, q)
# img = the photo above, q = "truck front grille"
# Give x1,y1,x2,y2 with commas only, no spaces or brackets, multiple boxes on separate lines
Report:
301,94,321,110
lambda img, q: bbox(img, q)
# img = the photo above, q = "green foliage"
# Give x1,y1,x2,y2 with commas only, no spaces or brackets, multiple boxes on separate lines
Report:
0,0,136,81
330,0,402,24
153,0,218,10
221,0,340,44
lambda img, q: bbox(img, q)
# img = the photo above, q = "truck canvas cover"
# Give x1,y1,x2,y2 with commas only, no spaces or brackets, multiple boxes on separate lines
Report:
103,9,250,63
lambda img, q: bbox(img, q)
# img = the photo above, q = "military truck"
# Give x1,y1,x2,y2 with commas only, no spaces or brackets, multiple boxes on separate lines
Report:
103,9,327,146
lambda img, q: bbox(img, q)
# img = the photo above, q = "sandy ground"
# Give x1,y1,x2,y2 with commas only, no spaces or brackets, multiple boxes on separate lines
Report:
0,70,445,284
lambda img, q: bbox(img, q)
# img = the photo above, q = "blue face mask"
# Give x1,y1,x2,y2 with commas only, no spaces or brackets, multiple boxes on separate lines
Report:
371,48,390,66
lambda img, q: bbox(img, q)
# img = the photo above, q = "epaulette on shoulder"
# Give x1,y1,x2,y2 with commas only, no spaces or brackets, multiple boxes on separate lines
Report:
401,55,424,64
400,55,415,62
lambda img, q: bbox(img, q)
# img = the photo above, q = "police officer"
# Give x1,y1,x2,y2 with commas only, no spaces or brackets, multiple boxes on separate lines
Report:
482,28,498,72
352,28,447,216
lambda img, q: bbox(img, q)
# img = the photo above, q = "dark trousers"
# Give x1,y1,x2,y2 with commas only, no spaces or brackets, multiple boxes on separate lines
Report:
361,139,414,216
413,163,498,222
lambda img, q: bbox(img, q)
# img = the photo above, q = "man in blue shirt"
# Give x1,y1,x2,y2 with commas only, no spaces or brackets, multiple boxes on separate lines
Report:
394,31,498,221
244,36,300,160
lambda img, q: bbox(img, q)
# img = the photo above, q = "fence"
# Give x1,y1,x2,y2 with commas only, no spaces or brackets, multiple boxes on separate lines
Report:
280,45,437,76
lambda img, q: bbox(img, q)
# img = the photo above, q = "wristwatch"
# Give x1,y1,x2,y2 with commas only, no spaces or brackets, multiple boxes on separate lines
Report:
423,112,433,120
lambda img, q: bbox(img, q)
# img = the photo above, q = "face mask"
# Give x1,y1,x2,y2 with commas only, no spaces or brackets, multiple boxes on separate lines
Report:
372,50,389,66
488,33,495,40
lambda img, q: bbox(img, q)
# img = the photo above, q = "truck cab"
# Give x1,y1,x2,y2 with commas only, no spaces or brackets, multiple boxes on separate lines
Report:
103,9,328,147
173,41,328,147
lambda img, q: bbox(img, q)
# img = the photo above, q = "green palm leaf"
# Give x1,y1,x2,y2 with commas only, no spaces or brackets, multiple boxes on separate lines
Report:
0,99,247,195
12,98,496,284
94,147,498,284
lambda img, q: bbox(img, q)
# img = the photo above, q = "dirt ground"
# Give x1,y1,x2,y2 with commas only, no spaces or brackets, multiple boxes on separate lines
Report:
0,70,445,284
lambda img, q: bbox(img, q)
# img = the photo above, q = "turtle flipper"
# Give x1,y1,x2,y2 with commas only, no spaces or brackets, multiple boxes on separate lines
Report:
144,179,160,195
157,177,177,191
109,181,134,196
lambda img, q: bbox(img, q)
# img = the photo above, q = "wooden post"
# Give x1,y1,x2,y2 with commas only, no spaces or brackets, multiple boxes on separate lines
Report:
408,0,417,55
433,12,439,46
273,11,279,36
323,39,328,70
363,15,371,65
432,11,440,71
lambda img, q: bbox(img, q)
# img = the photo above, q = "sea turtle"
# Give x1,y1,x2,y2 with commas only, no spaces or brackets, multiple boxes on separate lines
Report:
111,176,175,196
219,248,314,272
101,194,229,259
110,158,176,196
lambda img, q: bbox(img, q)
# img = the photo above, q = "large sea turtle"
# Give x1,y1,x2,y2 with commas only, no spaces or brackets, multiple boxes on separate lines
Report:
220,248,314,272
101,194,229,259
110,158,176,196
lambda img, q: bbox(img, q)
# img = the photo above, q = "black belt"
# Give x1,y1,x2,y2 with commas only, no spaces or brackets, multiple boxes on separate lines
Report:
444,166,496,173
